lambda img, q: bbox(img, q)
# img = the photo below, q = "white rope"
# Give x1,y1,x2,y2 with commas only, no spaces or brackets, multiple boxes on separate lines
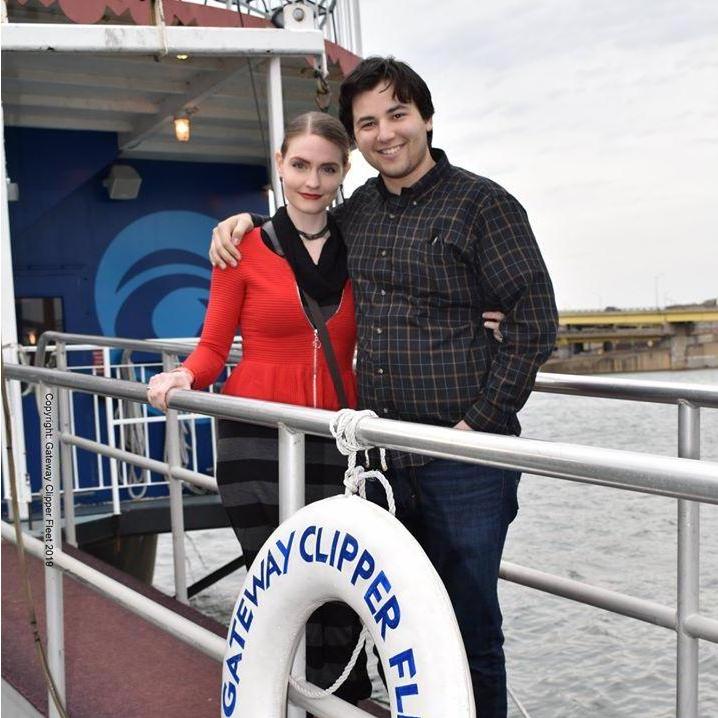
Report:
153,0,169,57
287,410,394,698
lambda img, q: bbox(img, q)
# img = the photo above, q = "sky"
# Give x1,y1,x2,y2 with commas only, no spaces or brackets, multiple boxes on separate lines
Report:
341,0,718,311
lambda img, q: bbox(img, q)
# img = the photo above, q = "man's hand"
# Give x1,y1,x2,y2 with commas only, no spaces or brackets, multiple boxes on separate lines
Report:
209,213,254,269
454,420,473,431
482,311,505,342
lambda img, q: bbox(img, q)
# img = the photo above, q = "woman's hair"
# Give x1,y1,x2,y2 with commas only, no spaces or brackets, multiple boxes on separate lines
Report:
339,56,435,145
280,111,351,165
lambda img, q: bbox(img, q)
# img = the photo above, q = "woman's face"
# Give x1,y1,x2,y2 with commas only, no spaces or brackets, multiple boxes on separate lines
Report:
276,133,347,215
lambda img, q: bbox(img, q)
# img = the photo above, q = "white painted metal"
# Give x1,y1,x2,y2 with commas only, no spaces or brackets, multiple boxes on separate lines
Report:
0,103,30,521
162,353,189,604
677,402,700,718
278,423,306,718
1,24,325,57
41,388,66,718
267,56,285,203
53,343,77,547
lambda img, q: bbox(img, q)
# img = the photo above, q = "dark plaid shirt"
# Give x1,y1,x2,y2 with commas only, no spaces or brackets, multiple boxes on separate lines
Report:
333,149,558,468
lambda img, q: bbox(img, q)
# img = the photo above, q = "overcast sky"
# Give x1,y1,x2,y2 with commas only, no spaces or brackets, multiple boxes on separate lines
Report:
341,1,718,311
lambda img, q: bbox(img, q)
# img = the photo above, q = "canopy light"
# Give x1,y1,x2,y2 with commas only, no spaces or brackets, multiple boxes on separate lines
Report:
174,114,191,142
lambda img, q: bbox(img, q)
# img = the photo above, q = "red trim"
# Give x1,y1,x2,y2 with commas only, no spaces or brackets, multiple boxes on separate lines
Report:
14,0,362,75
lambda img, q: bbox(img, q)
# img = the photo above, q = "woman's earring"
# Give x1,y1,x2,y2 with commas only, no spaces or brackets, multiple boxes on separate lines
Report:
279,176,287,206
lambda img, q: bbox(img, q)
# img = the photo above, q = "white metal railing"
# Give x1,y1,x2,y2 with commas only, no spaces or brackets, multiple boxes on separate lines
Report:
3,338,718,717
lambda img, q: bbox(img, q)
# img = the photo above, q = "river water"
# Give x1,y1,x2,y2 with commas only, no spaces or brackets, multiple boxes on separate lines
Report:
153,368,718,717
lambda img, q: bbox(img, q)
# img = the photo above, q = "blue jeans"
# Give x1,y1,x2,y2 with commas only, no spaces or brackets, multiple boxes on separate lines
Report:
366,459,520,718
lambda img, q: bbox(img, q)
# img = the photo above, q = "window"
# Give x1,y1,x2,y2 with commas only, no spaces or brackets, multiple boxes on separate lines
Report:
15,297,64,346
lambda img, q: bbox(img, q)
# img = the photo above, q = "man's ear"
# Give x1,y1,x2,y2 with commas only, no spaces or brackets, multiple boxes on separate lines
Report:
426,117,433,132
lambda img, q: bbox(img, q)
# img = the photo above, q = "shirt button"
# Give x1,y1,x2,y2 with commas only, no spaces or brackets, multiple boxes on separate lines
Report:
377,368,384,374
389,213,396,219
412,200,418,206
383,408,390,414
376,327,383,334
380,250,387,257
380,289,386,296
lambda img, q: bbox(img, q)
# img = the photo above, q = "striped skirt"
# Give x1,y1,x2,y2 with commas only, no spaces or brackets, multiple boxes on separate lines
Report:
216,419,372,703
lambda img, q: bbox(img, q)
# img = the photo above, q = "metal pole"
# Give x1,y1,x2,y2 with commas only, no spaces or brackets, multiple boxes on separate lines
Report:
266,56,285,204
42,386,66,717
54,342,77,547
103,347,122,515
677,400,700,717
350,0,363,56
163,353,188,604
0,101,30,520
278,423,306,718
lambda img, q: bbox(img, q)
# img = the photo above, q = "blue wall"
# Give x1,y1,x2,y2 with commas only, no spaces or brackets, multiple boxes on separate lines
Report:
6,127,268,500
8,126,268,339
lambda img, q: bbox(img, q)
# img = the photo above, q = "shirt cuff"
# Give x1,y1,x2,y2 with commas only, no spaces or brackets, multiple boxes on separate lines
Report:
463,399,512,434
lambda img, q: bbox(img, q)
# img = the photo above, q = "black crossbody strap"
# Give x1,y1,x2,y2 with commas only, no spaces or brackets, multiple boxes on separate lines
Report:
262,221,350,408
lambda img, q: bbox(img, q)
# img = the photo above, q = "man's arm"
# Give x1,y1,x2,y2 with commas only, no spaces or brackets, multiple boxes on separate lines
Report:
463,189,558,433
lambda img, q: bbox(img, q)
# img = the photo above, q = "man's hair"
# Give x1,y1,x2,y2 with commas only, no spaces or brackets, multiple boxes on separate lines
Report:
281,111,351,165
338,56,435,145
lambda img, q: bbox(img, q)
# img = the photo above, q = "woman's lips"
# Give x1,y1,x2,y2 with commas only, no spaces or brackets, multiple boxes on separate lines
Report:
299,192,322,200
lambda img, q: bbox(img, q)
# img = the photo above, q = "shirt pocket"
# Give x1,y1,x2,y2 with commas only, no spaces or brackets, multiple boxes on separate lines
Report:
403,224,476,305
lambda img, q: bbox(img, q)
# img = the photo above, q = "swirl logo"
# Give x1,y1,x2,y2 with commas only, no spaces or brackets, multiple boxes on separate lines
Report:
95,211,215,338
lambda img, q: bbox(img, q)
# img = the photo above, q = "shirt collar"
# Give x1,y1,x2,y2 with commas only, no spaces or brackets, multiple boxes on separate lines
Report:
376,148,450,202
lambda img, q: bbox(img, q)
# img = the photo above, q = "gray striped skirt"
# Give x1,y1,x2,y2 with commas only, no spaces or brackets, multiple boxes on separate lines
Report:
216,418,372,704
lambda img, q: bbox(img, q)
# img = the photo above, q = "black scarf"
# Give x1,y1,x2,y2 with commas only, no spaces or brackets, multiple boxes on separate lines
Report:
266,206,348,305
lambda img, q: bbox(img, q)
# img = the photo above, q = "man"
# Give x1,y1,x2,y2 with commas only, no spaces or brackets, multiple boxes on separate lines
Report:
210,57,558,717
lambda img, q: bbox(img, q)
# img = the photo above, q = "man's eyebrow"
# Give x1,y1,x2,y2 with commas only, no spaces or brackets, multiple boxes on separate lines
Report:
355,103,409,125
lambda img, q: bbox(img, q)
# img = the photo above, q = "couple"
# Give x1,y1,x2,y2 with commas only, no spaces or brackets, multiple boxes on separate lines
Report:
149,56,558,717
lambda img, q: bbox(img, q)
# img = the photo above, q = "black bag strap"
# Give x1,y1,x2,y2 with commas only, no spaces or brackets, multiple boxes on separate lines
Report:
262,220,350,408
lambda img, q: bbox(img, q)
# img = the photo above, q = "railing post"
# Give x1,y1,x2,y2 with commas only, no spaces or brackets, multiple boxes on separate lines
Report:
677,400,700,718
103,346,122,515
278,423,306,718
266,56,284,203
42,385,66,717
54,341,77,547
163,353,188,604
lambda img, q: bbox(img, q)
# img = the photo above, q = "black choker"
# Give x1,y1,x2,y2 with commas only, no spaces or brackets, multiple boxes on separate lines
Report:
298,224,330,241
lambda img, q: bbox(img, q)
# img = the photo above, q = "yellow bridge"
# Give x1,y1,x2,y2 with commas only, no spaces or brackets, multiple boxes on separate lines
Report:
559,306,718,327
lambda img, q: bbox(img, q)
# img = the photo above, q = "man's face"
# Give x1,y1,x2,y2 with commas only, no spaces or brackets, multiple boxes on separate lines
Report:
352,82,433,189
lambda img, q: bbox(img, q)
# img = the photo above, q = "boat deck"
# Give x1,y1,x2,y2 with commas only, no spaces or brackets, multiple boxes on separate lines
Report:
2,539,225,717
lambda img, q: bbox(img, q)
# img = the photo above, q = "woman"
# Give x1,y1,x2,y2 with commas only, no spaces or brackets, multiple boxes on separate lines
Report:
148,111,372,703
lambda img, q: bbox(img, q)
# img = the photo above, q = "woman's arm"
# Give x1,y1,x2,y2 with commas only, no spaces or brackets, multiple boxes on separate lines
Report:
147,263,245,411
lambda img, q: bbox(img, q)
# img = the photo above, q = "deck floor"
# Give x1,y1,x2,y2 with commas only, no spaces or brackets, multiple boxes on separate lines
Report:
1,539,226,717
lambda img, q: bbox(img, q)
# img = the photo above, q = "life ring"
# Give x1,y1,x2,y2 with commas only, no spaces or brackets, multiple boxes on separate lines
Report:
221,493,475,717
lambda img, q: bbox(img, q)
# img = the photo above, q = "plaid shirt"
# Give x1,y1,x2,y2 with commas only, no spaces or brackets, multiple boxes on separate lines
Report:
334,149,558,468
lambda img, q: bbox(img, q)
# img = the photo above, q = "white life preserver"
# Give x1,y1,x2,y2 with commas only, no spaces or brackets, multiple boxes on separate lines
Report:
221,494,475,717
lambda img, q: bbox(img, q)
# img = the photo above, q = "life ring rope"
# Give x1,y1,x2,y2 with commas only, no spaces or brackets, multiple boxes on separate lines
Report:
287,409,395,699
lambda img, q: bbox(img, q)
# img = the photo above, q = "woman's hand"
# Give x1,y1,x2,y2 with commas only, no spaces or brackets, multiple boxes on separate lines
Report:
482,310,506,342
147,368,193,413
209,213,255,269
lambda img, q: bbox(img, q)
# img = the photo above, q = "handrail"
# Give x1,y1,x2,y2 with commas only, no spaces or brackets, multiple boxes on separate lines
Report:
534,372,718,408
6,363,718,505
34,331,242,367
4,357,718,717
32,331,718,407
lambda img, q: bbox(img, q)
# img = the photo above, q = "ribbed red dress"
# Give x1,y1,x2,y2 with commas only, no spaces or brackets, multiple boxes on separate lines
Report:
182,227,357,409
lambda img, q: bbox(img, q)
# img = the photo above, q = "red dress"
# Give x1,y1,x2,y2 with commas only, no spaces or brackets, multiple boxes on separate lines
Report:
183,227,357,409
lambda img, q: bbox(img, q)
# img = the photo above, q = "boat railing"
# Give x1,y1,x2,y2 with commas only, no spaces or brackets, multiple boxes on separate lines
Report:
182,0,363,56
3,331,718,717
